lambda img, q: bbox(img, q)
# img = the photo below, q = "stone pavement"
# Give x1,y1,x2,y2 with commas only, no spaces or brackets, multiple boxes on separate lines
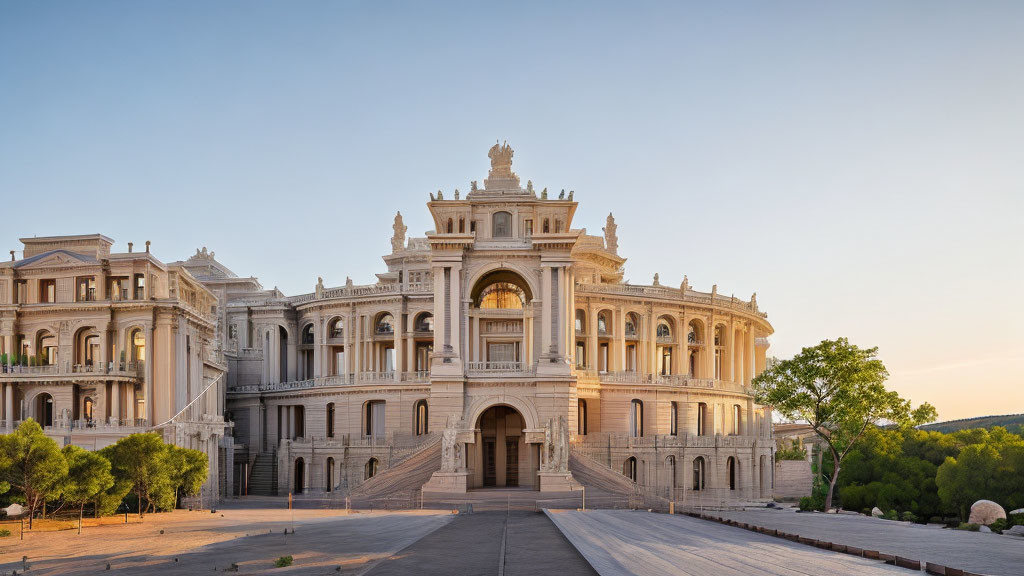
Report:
714,508,1024,576
546,509,909,576
368,510,598,576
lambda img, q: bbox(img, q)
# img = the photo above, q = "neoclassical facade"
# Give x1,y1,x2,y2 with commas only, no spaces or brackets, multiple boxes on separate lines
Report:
218,143,776,501
0,235,229,499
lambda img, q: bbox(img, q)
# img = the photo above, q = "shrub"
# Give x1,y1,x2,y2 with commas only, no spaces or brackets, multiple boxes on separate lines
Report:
901,511,918,523
799,495,824,512
882,509,899,521
275,556,293,568
0,529,10,538
988,518,1007,533
928,516,943,524
956,523,980,531
1008,513,1024,528
862,508,873,516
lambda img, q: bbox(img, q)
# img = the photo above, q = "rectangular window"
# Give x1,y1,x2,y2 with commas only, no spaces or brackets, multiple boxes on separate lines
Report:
487,342,517,363
599,343,609,373
77,277,96,302
15,281,27,304
524,219,533,236
670,402,679,436
134,274,145,300
575,343,586,368
40,279,56,303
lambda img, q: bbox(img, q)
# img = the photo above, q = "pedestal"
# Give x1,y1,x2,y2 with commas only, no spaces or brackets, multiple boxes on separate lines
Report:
422,471,469,494
539,472,575,492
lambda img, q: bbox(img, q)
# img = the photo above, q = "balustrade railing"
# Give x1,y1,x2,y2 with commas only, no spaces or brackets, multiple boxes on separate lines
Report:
465,361,536,375
1,362,143,377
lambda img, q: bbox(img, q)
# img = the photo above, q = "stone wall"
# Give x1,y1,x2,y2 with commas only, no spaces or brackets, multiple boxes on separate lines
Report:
773,459,812,500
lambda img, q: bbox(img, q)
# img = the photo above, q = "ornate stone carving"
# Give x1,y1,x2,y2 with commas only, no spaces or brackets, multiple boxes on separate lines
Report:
441,414,467,473
653,273,660,286
315,277,324,299
541,415,569,473
487,140,515,179
391,212,407,253
603,213,618,254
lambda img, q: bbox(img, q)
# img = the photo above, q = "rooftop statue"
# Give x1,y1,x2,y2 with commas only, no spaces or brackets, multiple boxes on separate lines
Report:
568,190,574,201
487,140,516,180
541,188,548,199
653,273,660,286
391,212,407,253
526,180,534,194
603,213,619,254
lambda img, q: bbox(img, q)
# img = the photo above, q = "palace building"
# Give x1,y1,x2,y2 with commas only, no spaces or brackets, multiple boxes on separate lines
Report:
0,143,775,504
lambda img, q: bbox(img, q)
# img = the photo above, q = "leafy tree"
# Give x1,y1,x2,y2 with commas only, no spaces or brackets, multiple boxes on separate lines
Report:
0,419,67,527
59,446,114,516
100,433,170,517
165,445,208,507
753,338,936,511
776,438,808,461
936,427,1024,519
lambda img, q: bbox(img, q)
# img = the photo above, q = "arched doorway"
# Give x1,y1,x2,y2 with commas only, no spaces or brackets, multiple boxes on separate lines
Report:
36,393,54,427
293,458,304,494
473,405,526,488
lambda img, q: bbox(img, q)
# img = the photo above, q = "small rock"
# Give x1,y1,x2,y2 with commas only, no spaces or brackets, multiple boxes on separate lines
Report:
1009,508,1024,515
1005,525,1024,537
968,500,1006,526
4,503,24,516
979,525,992,533
871,507,884,517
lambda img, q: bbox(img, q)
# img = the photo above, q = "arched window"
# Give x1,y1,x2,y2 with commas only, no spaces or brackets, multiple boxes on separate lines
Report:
84,397,94,422
625,316,637,337
414,400,428,436
687,320,700,345
326,403,335,438
630,399,643,437
554,219,562,233
670,401,678,436
446,218,453,234
301,324,314,345
578,399,588,435
727,457,737,490
732,404,742,435
472,270,532,309
492,211,512,238
375,313,394,335
326,457,335,492
624,456,637,482
415,313,434,332
129,330,146,364
36,393,54,427
328,318,344,339
697,402,708,436
365,458,379,480
693,457,706,491
575,310,585,333
459,217,465,233
657,321,671,339
39,333,57,366
597,313,608,334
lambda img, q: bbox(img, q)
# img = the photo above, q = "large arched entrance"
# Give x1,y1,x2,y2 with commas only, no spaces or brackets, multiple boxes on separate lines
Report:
36,393,54,427
472,406,528,489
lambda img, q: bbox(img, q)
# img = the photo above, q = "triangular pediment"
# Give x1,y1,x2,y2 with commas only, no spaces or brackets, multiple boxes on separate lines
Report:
14,249,98,269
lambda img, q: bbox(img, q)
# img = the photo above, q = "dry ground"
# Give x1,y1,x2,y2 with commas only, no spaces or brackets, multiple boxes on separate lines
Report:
0,507,454,575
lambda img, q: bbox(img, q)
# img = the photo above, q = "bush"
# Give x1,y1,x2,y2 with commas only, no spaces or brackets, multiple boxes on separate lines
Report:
928,516,943,524
862,508,873,516
988,518,1007,533
882,509,899,520
0,529,10,538
275,556,293,568
901,511,918,523
956,523,980,531
799,495,824,512
1008,513,1024,528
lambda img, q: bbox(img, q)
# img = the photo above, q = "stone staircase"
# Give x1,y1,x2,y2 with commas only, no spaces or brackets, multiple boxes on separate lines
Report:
568,449,639,496
247,452,278,496
348,434,442,499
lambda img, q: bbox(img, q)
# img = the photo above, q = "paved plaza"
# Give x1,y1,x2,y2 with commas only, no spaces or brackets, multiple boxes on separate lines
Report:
714,508,1024,576
546,509,909,576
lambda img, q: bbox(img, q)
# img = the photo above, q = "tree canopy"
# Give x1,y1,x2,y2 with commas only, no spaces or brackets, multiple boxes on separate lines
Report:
0,419,68,527
753,338,936,511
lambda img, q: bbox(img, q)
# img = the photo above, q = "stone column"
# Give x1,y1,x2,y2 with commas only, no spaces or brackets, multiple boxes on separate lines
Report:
110,381,120,424
3,383,11,429
126,385,135,423
615,306,626,371
449,264,462,362
312,313,322,379
540,266,552,357
393,308,403,381
679,313,690,377
144,323,154,424
587,306,598,370
647,310,657,376
471,315,480,362
405,314,414,373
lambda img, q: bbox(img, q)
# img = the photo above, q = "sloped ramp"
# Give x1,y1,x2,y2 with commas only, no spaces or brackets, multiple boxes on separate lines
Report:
349,434,442,498
569,450,639,496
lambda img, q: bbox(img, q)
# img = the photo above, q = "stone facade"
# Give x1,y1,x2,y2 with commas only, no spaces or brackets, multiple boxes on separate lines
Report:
216,144,776,502
0,236,228,500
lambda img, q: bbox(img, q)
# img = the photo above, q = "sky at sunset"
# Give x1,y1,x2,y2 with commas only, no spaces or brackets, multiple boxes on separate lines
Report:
1,1,1021,421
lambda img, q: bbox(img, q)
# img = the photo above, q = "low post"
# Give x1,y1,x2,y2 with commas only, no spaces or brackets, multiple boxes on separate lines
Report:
79,508,83,535
288,492,293,510
582,486,586,511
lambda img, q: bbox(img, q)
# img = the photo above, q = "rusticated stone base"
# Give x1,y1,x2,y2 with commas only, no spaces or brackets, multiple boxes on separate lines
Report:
422,471,469,493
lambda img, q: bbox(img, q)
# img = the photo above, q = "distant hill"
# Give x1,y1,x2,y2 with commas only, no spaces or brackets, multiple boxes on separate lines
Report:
919,414,1024,434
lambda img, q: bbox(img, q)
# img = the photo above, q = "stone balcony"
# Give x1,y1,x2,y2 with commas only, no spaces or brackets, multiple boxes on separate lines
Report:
575,369,752,395
465,361,536,377
0,362,144,382
227,371,430,395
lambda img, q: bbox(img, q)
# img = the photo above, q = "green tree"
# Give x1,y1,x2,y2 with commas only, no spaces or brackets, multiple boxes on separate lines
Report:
936,427,1024,519
165,445,208,507
0,419,68,527
752,338,936,511
59,445,114,532
100,433,170,517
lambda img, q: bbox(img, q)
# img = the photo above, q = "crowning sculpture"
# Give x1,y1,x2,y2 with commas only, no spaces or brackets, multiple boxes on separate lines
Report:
391,211,407,253
603,212,619,254
484,140,520,190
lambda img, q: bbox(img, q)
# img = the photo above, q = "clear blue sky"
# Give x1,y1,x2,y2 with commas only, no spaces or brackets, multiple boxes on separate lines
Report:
1,1,1022,420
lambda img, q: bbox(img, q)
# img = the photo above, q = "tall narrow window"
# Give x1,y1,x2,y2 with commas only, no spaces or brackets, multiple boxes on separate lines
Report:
630,399,643,437
697,402,708,436
446,218,453,233
728,457,737,490
365,458,378,479
670,401,678,436
326,403,335,438
693,457,706,491
624,456,637,481
524,219,533,236
365,401,385,438
414,400,428,436
492,211,512,238
459,217,465,233
733,404,742,435
578,399,588,435
543,218,550,233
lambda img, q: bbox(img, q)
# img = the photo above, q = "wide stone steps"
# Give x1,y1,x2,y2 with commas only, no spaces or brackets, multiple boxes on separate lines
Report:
348,434,442,499
247,452,278,496
568,449,640,496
